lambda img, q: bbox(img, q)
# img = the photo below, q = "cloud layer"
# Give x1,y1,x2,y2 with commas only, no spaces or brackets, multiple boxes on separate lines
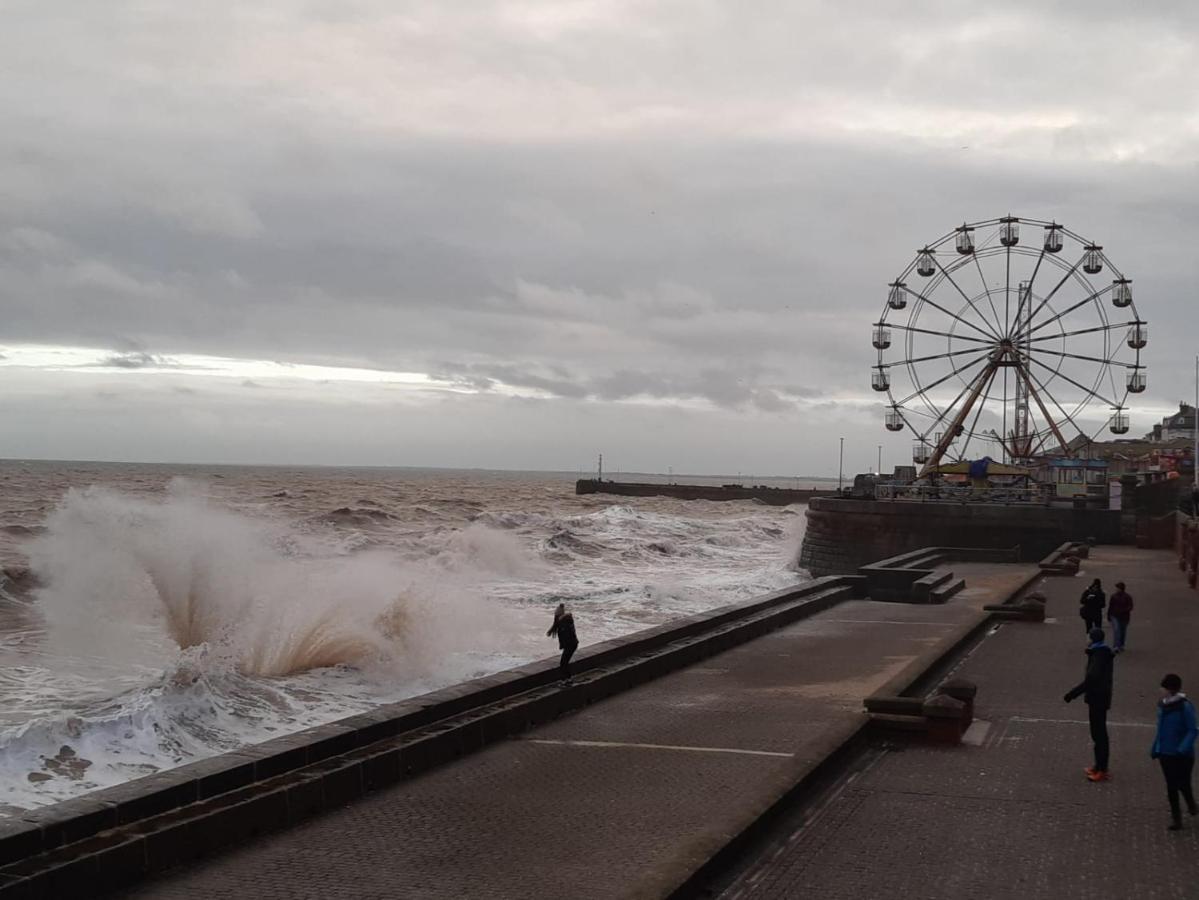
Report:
2,1,1198,472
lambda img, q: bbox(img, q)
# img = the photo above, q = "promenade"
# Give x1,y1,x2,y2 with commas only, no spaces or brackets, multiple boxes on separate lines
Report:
715,546,1199,900
114,564,1032,899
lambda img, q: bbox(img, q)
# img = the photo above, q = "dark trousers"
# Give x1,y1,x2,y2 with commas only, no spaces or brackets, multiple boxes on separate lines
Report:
1110,616,1129,650
1160,755,1197,820
1083,610,1102,633
559,643,577,680
1088,703,1109,771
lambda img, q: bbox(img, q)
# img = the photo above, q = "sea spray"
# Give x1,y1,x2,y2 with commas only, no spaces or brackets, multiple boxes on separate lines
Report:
26,484,530,677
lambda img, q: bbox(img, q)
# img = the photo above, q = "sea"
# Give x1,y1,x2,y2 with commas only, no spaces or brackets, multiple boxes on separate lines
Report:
0,460,819,816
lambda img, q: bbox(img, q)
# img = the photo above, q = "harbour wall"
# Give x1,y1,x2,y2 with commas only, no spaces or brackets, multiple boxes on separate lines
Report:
799,498,1121,576
575,479,838,505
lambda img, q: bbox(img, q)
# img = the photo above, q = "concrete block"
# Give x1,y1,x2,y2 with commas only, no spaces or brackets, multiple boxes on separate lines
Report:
313,760,363,809
285,774,326,820
923,694,966,744
93,836,148,894
216,789,290,845
246,733,311,780
0,821,42,867
20,795,118,851
102,770,199,825
190,751,260,800
938,679,977,722
360,746,403,792
303,723,360,764
142,817,198,873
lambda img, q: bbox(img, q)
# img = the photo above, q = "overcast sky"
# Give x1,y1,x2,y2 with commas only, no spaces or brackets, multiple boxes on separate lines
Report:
2,1,1198,475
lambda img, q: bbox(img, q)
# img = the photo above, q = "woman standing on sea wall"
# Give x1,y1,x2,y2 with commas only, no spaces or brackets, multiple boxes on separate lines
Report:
547,603,579,685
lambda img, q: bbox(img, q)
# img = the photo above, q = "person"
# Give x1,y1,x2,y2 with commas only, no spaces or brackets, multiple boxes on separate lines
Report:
1107,581,1134,653
546,603,579,685
1078,578,1105,634
1063,626,1115,782
1152,673,1199,830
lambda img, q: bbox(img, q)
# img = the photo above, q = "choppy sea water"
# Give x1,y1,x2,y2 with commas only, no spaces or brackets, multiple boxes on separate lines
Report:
0,461,815,814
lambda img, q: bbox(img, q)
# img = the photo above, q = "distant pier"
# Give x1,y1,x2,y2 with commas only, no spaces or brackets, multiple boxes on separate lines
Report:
575,478,838,505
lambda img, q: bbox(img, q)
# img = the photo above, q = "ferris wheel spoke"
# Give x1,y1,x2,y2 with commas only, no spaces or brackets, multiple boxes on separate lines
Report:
893,350,992,407
971,252,1004,335
1022,256,1083,329
1008,247,1048,336
909,289,1000,342
1028,345,1136,368
1026,322,1136,344
933,260,1003,339
919,363,992,437
1026,354,1119,409
894,346,995,367
885,322,992,344
1026,286,1111,338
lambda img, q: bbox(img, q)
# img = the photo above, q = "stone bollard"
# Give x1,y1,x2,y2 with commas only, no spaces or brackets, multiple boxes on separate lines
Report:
1017,593,1047,622
923,693,967,744
1063,556,1081,575
1074,544,1090,559
938,679,977,725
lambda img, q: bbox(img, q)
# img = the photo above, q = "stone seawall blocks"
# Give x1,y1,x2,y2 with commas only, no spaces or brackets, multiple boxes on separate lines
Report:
800,499,1121,576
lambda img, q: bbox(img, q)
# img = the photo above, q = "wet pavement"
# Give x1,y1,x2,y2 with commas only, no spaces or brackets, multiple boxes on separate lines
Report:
115,566,1034,899
715,547,1199,900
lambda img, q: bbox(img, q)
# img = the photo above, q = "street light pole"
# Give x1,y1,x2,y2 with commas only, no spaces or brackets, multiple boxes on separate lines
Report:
877,444,882,476
1194,355,1197,489
838,437,845,492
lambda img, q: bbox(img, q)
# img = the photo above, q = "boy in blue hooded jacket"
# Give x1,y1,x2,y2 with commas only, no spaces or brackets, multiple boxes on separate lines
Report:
1151,673,1199,830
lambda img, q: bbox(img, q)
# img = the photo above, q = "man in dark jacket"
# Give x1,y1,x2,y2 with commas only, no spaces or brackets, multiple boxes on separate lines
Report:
547,603,579,685
1079,579,1105,634
1107,581,1134,653
1064,627,1115,782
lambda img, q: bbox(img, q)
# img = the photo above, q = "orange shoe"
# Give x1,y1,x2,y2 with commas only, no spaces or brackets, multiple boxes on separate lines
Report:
1087,770,1111,782
1084,767,1098,777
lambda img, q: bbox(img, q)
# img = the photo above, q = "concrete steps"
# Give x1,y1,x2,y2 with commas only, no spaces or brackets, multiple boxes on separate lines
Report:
931,577,967,603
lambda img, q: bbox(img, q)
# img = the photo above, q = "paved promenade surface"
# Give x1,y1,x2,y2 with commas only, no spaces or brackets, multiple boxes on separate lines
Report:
717,546,1199,900
116,565,1031,899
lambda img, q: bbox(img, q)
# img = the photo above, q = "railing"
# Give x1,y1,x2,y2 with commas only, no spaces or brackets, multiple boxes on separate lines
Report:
874,484,1056,504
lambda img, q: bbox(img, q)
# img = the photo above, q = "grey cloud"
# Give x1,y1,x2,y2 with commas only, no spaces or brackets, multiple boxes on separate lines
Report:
1,1,1196,471
97,352,174,369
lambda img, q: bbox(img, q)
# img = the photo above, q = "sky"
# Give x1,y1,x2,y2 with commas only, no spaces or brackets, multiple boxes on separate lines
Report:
2,1,1199,476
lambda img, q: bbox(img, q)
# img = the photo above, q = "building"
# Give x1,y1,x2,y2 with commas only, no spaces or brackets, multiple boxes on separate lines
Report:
1147,402,1196,443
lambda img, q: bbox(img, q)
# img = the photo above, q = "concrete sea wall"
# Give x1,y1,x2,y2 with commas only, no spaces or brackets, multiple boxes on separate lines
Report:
799,498,1121,576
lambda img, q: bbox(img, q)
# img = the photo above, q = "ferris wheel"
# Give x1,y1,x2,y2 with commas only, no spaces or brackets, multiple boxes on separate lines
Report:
873,216,1146,472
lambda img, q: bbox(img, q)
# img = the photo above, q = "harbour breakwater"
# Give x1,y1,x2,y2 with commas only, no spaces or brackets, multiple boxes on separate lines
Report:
576,479,838,505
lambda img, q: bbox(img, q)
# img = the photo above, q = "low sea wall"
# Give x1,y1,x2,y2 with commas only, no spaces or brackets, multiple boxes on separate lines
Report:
799,498,1121,576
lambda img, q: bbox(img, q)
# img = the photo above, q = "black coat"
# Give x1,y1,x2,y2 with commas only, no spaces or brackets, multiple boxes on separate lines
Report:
548,613,578,649
1064,644,1114,709
1079,586,1105,618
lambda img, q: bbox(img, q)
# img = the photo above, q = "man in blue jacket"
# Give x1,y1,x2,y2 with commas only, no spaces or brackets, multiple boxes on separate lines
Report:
1152,672,1199,830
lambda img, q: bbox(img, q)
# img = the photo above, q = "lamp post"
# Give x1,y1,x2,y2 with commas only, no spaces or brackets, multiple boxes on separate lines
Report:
838,437,845,492
877,444,882,476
